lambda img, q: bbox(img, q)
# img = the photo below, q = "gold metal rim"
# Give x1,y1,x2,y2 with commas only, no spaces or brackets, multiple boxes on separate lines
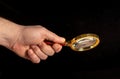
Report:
67,33,100,51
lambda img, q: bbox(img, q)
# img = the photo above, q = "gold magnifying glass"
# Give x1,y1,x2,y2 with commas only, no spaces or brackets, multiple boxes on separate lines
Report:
45,33,100,52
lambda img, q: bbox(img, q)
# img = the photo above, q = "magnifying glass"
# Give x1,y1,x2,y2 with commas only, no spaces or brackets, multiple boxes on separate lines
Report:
45,33,100,52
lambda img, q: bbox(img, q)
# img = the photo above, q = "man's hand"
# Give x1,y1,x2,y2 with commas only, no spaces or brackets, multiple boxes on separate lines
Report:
12,25,65,63
0,17,65,63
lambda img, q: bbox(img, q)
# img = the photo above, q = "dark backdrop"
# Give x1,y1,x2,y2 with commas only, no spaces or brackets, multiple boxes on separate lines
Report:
1,1,120,79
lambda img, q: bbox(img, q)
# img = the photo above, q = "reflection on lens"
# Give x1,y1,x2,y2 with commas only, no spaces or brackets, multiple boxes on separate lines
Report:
72,37,97,51
67,33,100,51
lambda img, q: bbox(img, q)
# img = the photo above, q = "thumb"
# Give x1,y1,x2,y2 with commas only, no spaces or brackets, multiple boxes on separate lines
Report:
45,30,65,44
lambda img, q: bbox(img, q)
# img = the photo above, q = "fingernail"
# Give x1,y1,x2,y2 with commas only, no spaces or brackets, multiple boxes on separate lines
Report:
60,37,66,41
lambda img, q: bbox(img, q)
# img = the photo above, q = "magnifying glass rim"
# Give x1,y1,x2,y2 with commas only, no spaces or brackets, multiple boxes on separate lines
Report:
68,33,100,51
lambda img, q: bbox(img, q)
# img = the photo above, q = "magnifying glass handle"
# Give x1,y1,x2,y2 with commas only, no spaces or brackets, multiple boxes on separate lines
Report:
45,41,66,46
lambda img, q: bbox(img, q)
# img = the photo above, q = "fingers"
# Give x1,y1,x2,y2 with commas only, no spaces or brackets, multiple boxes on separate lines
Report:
27,49,40,63
31,45,48,60
38,42,55,56
27,42,63,63
52,43,63,53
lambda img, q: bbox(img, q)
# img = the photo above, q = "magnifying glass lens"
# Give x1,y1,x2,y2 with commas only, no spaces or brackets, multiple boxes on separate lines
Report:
66,33,100,51
72,37,98,51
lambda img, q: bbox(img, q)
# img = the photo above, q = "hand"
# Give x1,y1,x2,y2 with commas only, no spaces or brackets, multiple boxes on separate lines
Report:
0,17,65,63
11,25,65,63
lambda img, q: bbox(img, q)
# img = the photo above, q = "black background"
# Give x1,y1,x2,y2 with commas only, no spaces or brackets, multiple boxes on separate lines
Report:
1,1,120,79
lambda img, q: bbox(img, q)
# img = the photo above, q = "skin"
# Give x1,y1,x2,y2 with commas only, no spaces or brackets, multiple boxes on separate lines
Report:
0,17,65,63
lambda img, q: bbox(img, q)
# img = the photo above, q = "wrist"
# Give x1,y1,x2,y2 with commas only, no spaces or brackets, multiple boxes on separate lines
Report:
0,17,24,49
